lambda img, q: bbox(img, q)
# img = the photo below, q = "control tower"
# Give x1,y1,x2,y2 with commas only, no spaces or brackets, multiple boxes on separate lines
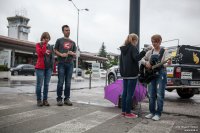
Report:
7,15,31,40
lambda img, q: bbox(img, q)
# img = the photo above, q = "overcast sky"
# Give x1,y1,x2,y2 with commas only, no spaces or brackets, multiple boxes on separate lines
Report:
0,0,200,54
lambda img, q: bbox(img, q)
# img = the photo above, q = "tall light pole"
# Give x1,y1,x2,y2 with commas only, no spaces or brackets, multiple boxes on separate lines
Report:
129,0,140,50
68,0,89,77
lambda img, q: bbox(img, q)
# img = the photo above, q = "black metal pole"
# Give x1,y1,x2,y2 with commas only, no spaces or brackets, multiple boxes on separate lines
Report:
89,72,91,89
129,0,140,50
105,69,108,87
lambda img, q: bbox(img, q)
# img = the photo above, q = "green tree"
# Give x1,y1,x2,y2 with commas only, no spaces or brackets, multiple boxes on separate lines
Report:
98,42,108,69
98,42,107,57
107,56,119,68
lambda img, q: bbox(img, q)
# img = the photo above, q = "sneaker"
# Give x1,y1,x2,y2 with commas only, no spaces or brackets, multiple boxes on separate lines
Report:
152,115,160,121
121,112,126,116
37,100,43,107
125,113,138,119
43,100,50,106
145,113,154,119
57,100,63,106
64,99,73,106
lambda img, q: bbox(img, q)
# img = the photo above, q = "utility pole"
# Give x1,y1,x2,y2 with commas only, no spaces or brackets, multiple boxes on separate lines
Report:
129,0,140,50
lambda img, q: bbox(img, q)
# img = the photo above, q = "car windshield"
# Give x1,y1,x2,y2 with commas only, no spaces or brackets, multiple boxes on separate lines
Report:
16,64,24,68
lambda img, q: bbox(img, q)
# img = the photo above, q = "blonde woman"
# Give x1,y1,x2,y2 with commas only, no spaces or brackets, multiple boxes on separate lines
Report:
119,33,149,118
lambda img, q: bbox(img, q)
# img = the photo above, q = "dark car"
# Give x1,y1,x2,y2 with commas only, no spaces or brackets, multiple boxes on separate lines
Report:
10,64,35,76
165,45,200,99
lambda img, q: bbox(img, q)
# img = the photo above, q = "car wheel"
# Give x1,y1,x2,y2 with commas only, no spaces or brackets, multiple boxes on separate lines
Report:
176,88,194,99
108,74,116,84
13,71,18,76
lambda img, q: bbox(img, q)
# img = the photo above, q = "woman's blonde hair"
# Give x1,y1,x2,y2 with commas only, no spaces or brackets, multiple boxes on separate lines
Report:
124,33,138,46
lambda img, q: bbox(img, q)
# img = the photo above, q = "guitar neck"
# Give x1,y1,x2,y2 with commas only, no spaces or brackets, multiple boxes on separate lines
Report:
152,60,168,69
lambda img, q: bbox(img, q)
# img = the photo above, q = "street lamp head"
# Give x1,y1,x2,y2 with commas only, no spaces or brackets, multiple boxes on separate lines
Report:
80,8,89,11
68,0,72,1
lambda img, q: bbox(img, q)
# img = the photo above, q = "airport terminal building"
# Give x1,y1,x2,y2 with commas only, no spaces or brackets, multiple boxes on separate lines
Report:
0,15,107,69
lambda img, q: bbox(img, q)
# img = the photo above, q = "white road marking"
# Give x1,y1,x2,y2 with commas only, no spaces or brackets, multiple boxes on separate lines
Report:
0,104,22,110
128,120,175,133
0,106,76,128
0,100,34,110
36,111,118,133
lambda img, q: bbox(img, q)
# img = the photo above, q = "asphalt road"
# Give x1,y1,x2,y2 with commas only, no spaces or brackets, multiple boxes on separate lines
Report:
0,76,199,133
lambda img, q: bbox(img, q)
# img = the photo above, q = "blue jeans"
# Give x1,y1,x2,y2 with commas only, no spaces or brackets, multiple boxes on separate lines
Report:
56,62,73,101
36,68,52,101
148,70,167,116
122,79,137,113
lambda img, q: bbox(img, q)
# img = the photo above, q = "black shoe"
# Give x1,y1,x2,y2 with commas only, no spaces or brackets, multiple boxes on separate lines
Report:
43,100,50,106
57,100,63,106
64,99,73,106
37,100,43,107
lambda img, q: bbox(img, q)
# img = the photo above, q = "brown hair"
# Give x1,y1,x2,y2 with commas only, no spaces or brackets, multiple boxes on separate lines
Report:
124,33,138,46
62,25,69,32
40,32,51,41
151,34,162,43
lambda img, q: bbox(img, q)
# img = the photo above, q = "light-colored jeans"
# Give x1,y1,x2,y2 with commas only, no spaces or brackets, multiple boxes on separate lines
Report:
36,68,52,101
148,69,167,116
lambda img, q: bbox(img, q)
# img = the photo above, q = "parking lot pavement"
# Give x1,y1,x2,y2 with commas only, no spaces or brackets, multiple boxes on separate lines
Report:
0,76,200,133
0,92,199,133
0,76,106,94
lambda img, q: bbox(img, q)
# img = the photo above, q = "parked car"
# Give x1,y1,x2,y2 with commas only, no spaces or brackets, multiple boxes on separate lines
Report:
107,45,200,99
73,68,82,77
52,64,58,76
100,69,107,78
107,65,120,84
10,64,35,76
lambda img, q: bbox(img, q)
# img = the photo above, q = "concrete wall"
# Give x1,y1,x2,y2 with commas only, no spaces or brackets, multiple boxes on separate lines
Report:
8,26,18,39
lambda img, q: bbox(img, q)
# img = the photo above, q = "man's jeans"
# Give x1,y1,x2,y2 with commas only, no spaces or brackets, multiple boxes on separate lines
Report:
122,79,137,114
148,70,167,116
56,62,73,101
36,68,52,101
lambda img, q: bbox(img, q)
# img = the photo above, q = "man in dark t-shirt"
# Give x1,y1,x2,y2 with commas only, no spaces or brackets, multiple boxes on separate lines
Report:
54,25,76,106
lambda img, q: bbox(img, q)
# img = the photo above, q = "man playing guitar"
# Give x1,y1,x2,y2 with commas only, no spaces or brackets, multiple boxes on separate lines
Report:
141,34,171,121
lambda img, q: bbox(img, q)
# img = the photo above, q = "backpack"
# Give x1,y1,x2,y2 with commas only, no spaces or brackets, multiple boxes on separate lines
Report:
40,43,53,69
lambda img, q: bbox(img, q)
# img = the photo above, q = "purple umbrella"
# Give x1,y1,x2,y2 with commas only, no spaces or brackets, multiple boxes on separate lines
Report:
134,84,147,102
104,79,147,105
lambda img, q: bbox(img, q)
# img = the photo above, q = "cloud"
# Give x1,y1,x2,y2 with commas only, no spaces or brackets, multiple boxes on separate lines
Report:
140,0,200,47
0,0,200,53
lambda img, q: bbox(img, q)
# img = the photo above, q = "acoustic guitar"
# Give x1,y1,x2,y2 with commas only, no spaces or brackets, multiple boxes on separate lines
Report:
139,55,179,84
